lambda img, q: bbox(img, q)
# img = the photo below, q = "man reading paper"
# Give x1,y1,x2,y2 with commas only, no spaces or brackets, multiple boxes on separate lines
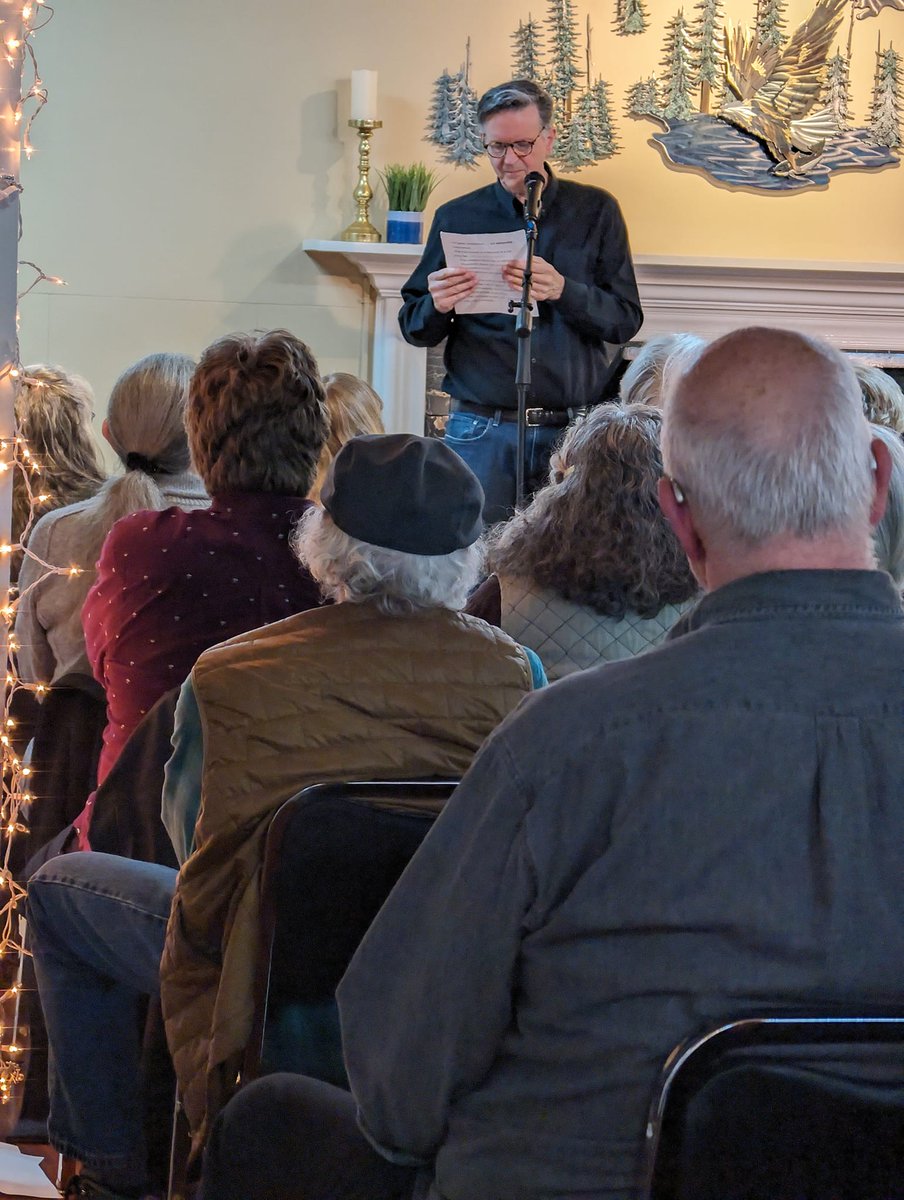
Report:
399,79,643,522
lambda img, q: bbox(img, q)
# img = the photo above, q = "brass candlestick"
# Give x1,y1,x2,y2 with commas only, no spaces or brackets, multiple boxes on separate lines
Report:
341,119,383,243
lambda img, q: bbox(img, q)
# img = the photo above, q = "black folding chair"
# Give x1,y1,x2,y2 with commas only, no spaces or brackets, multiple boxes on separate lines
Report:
644,1014,904,1200
167,779,455,1200
241,780,456,1085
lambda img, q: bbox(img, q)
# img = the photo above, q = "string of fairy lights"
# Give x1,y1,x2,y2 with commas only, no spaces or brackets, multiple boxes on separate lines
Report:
0,0,72,1106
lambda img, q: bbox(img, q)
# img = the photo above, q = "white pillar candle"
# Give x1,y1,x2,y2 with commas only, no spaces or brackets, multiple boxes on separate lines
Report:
350,69,378,121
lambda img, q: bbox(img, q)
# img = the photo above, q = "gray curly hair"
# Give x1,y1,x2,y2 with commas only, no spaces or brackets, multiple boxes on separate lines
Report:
292,507,482,616
487,402,698,618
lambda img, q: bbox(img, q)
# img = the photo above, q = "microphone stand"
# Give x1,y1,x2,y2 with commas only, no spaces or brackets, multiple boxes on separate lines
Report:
508,183,541,511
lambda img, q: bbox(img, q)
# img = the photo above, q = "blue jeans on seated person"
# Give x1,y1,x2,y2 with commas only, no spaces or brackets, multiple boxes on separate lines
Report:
27,852,177,1173
443,410,564,525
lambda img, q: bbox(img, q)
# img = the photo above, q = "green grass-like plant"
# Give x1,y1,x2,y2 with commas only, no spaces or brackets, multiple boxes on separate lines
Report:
380,162,440,211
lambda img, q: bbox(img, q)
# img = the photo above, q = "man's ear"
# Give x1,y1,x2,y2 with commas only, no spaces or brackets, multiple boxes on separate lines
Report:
658,476,707,583
869,436,892,529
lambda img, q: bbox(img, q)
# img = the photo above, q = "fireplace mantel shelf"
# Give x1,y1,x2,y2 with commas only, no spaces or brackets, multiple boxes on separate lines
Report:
303,238,904,434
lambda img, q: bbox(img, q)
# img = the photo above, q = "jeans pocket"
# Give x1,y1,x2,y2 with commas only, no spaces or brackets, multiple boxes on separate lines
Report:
444,412,492,443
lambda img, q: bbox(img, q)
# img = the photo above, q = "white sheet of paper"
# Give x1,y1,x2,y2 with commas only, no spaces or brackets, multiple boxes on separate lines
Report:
0,1143,59,1197
439,230,526,316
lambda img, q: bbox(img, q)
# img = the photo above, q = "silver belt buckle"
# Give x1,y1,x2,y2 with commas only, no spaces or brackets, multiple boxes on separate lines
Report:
525,407,544,427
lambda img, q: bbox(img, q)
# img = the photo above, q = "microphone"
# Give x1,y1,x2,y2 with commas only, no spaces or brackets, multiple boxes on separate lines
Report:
523,171,544,221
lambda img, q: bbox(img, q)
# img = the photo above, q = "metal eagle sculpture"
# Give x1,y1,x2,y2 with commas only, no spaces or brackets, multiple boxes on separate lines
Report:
719,0,848,176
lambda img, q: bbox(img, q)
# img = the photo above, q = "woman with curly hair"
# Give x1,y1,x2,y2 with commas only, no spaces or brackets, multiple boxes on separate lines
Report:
466,402,699,679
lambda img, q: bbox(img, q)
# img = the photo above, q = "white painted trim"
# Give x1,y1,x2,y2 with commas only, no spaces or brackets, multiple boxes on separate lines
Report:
633,257,904,351
303,240,904,433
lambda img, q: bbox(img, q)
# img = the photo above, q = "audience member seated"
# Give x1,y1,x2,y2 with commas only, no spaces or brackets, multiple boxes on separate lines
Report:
854,361,904,433
82,330,328,795
618,332,705,407
11,364,107,584
199,326,904,1200
873,423,904,590
308,371,385,503
466,402,698,679
28,433,544,1200
16,353,203,688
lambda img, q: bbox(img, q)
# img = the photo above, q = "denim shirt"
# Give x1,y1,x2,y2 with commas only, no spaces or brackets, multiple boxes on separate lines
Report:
338,570,904,1200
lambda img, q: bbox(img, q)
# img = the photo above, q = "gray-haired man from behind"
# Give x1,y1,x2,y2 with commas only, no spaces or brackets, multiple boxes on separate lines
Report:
200,326,904,1200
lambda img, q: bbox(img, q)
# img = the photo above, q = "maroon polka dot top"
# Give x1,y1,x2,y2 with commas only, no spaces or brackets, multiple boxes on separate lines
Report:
83,493,323,784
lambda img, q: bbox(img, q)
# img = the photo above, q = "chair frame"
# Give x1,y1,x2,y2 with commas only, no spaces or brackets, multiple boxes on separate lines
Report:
643,1013,904,1199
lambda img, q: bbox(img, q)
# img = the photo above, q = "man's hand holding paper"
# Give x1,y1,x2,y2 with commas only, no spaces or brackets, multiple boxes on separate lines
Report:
438,231,524,315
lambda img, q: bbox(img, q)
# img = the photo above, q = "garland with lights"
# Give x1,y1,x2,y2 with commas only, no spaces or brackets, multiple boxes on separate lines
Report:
0,0,73,1111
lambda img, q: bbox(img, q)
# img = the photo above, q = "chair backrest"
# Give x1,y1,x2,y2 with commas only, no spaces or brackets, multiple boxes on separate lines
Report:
243,780,457,1082
15,672,106,878
89,686,181,866
644,1014,904,1200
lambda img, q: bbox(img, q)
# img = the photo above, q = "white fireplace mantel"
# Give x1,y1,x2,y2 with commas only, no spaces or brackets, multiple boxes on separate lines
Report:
304,239,428,434
303,238,904,435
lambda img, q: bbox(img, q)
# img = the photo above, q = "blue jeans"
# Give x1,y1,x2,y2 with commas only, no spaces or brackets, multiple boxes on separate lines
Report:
27,852,177,1171
444,410,564,524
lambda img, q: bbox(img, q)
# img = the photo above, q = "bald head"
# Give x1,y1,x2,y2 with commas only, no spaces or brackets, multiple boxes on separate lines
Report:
662,327,875,545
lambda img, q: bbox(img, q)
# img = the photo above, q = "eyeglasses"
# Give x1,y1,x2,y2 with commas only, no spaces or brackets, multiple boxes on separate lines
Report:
483,128,547,159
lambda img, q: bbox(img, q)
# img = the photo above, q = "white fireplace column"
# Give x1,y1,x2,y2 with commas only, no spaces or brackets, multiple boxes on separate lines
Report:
303,240,426,435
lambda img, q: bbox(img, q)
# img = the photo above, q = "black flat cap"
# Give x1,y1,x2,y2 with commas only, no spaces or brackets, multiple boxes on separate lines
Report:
321,433,484,555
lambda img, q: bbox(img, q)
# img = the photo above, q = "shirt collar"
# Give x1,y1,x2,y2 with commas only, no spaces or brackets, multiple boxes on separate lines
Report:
493,162,560,218
207,492,312,517
674,569,904,638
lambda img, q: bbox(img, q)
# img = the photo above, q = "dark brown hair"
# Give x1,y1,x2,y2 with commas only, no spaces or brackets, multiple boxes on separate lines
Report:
188,330,328,495
487,402,697,618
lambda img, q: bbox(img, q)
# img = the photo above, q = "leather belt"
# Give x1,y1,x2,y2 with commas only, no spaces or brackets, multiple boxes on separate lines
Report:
454,402,588,428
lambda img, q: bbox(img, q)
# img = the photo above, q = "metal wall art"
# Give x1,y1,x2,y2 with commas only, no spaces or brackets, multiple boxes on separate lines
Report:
425,0,902,189
628,0,902,190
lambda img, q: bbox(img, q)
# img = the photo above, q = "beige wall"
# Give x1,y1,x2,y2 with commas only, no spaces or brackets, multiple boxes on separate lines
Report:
16,0,904,439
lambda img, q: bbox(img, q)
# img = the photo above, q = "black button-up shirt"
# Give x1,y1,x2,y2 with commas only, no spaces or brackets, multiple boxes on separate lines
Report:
399,168,643,411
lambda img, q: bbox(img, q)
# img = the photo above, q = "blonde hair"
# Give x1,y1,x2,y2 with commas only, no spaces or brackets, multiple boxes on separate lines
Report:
13,365,107,554
77,351,197,563
619,333,706,408
853,363,904,434
309,373,385,503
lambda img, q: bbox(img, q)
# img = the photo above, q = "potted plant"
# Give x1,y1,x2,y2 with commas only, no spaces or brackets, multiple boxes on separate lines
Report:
380,163,439,244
